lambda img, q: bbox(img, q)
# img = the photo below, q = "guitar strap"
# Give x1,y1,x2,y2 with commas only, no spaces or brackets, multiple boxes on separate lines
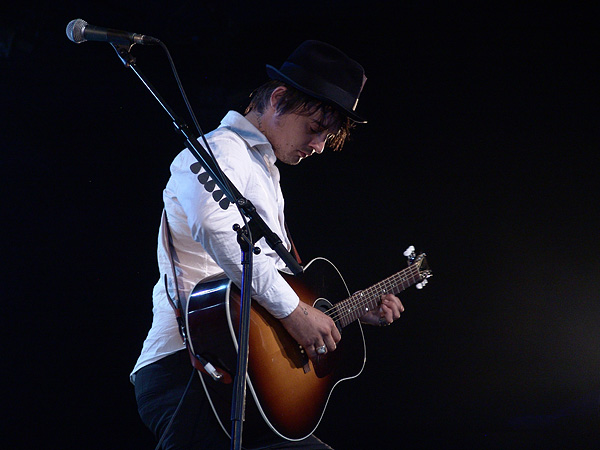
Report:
161,209,228,382
160,209,184,334
284,222,302,265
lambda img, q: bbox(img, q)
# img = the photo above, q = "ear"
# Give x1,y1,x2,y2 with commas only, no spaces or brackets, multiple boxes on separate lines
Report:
269,86,288,110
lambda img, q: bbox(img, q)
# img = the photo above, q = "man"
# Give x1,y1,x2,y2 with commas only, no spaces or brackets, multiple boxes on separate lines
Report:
132,40,404,449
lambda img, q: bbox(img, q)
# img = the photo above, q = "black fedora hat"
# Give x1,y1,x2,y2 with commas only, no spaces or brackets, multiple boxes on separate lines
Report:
266,40,367,123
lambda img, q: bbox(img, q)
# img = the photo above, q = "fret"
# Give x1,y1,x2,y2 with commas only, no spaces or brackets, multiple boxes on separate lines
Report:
330,259,427,329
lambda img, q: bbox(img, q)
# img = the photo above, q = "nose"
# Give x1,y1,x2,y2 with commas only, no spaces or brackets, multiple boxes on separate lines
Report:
309,132,328,154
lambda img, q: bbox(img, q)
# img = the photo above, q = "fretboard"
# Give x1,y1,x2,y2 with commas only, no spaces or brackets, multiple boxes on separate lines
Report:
331,263,423,328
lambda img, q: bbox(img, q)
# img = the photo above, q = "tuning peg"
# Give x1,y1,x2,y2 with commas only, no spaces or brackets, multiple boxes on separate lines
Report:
416,279,428,289
403,246,415,257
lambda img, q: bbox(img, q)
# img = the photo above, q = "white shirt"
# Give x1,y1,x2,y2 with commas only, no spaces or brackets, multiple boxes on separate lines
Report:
132,111,300,376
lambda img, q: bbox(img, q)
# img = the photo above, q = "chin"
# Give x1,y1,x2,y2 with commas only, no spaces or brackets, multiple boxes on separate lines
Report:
279,155,302,165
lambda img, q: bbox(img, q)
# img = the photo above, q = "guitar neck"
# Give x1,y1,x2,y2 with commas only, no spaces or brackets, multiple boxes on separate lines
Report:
331,263,424,329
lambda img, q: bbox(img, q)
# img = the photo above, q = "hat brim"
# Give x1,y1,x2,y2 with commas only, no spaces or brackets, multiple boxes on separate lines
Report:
266,65,367,123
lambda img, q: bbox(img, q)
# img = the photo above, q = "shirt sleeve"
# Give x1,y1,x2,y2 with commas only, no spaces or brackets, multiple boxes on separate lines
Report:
169,133,299,319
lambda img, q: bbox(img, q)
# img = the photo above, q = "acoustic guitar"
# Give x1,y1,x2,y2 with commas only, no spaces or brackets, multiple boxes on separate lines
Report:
185,250,431,442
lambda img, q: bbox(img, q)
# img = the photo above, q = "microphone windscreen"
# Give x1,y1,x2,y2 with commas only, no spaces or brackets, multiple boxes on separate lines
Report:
66,19,87,43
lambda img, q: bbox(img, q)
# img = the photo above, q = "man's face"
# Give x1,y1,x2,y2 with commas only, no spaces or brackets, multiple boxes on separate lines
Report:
268,110,334,165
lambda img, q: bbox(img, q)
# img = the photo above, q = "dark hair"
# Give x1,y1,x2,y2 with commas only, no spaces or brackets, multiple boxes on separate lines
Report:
245,80,355,152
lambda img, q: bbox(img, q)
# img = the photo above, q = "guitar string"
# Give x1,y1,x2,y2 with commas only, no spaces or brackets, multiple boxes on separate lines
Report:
338,268,420,324
330,275,410,325
325,264,420,323
326,269,412,323
333,265,422,325
325,264,422,325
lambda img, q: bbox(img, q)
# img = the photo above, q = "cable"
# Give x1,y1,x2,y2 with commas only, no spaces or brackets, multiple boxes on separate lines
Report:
154,367,197,450
157,41,235,207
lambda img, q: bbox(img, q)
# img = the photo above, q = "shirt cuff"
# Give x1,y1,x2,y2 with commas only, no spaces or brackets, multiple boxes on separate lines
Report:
254,274,300,319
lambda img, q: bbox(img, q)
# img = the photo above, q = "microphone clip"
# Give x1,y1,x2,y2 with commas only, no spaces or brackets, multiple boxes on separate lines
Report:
112,43,136,67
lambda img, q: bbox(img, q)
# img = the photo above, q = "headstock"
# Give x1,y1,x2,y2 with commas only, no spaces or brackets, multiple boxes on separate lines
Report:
403,246,433,289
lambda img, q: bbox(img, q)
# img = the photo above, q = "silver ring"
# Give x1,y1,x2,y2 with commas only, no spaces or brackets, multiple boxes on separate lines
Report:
316,345,327,355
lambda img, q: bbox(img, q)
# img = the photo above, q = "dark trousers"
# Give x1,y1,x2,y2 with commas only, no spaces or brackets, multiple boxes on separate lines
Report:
134,350,333,449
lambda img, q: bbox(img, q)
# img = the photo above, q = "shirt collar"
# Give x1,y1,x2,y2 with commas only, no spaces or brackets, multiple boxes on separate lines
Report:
219,111,276,163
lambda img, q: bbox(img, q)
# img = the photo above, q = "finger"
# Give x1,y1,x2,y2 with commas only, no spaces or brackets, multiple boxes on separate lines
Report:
380,303,401,323
323,335,337,352
394,298,405,313
382,294,404,312
331,324,342,343
383,295,404,316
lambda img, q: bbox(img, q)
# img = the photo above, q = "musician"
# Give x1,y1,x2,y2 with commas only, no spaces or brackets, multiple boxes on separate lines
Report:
131,40,404,449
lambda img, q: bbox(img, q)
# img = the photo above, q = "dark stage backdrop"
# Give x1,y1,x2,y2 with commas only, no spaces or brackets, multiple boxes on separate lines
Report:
2,2,598,449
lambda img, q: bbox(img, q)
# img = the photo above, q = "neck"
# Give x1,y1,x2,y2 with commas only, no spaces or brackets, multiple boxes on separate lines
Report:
245,110,264,134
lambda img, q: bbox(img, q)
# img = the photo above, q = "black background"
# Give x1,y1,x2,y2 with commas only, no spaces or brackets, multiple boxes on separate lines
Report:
2,2,598,449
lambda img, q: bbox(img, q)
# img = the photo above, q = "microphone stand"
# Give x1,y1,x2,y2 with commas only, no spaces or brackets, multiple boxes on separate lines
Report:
110,43,303,450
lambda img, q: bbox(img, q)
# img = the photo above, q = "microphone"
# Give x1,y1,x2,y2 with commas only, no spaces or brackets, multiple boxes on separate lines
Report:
66,19,160,45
